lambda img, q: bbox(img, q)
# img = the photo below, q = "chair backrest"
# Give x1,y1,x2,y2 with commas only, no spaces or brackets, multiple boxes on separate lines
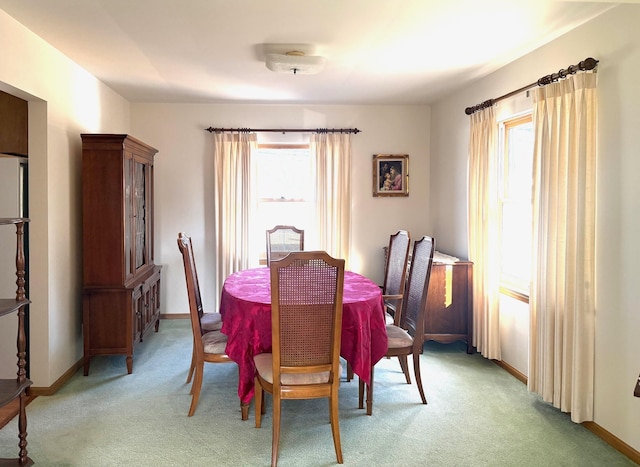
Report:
269,251,344,378
382,230,411,317
398,236,435,345
266,225,304,265
177,232,205,337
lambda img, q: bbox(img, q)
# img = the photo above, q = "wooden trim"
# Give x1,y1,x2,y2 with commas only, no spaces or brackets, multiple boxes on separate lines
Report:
29,359,84,396
492,358,527,384
160,313,189,320
582,421,640,464
499,286,529,304
492,358,640,464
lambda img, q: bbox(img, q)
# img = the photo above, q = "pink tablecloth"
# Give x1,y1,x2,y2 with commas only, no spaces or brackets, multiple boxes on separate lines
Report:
220,267,388,404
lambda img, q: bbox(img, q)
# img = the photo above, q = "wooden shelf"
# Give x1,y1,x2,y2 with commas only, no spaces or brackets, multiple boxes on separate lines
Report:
0,218,32,465
0,380,32,407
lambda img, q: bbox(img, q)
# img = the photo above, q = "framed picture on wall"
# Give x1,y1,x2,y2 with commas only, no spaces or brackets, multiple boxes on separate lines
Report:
373,154,409,197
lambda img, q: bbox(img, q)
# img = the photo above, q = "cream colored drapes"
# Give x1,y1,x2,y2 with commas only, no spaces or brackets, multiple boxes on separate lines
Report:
468,106,502,360
529,73,597,423
212,132,258,305
311,133,352,268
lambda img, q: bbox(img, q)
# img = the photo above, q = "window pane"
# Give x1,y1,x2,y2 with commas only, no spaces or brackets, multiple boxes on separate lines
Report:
506,122,533,201
501,116,533,295
501,201,532,290
255,147,313,201
252,146,316,262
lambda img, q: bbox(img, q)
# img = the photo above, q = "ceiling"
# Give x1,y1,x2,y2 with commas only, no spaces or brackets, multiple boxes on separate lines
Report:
0,0,620,105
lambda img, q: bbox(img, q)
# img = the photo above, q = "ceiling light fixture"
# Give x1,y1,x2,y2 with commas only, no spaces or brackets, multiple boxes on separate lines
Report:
265,50,326,75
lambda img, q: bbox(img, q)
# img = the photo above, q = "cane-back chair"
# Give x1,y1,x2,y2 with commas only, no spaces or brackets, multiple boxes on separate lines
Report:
359,235,435,415
254,251,345,466
265,225,304,266
382,230,411,325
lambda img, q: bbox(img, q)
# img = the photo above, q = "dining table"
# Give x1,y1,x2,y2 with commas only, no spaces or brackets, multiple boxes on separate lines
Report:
219,266,388,420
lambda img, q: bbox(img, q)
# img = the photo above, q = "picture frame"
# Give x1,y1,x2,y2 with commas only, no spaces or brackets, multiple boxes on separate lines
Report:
373,154,409,197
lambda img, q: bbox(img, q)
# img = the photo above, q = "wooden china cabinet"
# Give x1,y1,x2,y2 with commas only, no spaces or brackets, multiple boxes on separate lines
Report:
0,218,32,465
81,134,161,375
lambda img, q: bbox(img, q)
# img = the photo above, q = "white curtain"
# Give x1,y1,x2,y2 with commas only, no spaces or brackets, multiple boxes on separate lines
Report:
212,131,258,304
468,106,502,360
311,133,352,268
528,73,597,423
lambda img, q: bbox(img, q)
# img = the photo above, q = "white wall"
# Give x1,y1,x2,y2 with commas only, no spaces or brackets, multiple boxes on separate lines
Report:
430,3,640,453
130,103,432,316
0,10,130,387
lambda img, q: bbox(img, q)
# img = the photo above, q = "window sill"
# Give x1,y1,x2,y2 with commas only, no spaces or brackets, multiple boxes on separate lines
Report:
499,286,529,304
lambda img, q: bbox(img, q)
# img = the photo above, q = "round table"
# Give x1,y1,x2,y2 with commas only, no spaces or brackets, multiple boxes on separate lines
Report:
219,267,388,417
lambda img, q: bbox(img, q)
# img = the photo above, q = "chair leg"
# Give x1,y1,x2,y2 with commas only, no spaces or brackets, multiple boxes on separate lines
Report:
186,346,196,386
412,352,427,405
271,395,281,467
255,377,263,428
346,362,354,382
329,386,344,464
399,355,411,384
358,377,364,409
188,362,204,416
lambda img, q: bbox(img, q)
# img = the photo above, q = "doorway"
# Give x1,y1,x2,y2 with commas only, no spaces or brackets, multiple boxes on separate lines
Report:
0,89,29,379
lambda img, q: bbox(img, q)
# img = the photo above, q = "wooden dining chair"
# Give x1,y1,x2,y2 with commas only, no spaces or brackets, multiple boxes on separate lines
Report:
382,230,411,325
265,225,304,266
254,251,345,467
359,235,435,415
176,232,223,385
346,230,410,383
177,232,233,416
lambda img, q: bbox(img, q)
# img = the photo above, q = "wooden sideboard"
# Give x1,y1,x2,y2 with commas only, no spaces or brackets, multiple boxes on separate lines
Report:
423,258,473,353
384,248,474,353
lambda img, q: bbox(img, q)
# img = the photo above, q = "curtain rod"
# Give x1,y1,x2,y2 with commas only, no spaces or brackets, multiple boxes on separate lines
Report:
464,57,599,116
205,127,361,134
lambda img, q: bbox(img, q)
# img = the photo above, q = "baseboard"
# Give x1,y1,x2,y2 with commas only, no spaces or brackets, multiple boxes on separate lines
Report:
160,313,189,319
492,359,527,384
29,358,84,396
29,315,187,395
582,421,640,464
492,358,640,464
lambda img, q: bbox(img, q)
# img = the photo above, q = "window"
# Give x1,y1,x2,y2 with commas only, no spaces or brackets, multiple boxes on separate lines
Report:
252,144,316,262
499,114,533,300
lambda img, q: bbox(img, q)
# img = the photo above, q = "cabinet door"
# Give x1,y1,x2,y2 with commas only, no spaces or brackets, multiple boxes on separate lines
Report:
133,157,148,273
150,273,161,328
124,151,134,282
131,286,143,344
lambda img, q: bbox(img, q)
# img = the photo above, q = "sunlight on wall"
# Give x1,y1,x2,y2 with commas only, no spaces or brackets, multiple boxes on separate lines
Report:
70,71,101,131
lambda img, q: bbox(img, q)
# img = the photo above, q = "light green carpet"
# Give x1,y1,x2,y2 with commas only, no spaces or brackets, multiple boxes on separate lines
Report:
0,319,634,466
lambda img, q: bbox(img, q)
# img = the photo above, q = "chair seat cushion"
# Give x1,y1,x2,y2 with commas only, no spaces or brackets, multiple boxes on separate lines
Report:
386,324,413,349
384,311,394,325
254,353,341,385
202,330,228,354
201,312,223,331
